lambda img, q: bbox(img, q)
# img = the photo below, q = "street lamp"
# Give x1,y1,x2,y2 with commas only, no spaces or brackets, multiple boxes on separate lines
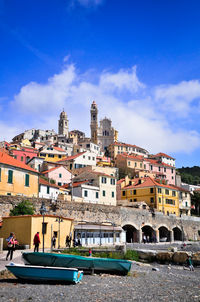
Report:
39,201,47,253
56,217,63,249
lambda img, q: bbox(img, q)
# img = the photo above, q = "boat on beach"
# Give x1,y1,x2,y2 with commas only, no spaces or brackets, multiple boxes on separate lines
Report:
6,263,83,283
22,252,132,275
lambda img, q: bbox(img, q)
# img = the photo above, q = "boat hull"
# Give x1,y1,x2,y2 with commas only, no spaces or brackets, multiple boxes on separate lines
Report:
22,252,132,275
6,263,83,283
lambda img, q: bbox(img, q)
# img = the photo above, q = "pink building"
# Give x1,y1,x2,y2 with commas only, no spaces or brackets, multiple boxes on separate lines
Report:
145,159,175,185
41,166,72,186
9,146,38,164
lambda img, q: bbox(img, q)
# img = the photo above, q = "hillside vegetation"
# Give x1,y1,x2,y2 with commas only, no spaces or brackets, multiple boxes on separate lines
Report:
177,166,200,185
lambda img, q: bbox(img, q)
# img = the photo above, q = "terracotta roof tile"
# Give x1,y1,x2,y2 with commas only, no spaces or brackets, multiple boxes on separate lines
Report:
0,150,38,173
56,151,86,162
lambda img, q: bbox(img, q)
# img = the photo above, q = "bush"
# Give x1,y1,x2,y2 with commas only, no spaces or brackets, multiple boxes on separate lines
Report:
10,200,35,216
124,250,139,261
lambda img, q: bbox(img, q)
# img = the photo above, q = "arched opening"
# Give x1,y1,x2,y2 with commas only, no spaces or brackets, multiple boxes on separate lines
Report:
142,225,155,243
159,226,170,242
123,225,138,243
173,227,182,241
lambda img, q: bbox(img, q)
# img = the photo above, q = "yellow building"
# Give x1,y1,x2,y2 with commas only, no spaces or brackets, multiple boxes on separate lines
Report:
108,142,149,159
121,177,179,216
0,151,39,197
0,215,74,249
39,146,66,162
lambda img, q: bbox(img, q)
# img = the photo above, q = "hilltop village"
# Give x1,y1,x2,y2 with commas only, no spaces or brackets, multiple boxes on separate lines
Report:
0,101,199,247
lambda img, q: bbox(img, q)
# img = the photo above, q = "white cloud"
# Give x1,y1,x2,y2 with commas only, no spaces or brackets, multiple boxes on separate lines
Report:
99,66,144,93
69,0,104,9
3,63,200,155
155,80,200,117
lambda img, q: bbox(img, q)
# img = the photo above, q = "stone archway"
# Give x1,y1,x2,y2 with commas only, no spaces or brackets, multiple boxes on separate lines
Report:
173,227,182,241
159,226,170,242
123,224,139,243
142,225,155,243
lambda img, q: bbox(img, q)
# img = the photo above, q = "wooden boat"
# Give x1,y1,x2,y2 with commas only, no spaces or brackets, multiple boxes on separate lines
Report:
22,252,132,275
6,263,83,284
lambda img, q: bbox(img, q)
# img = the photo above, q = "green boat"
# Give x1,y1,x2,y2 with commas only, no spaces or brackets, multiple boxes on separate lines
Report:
22,252,132,275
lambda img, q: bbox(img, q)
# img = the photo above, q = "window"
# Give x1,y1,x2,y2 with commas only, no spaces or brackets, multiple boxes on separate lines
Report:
92,157,95,161
159,197,161,203
133,190,136,195
58,182,62,186
47,186,50,194
150,188,154,193
83,155,85,159
165,189,169,195
102,190,106,197
128,161,131,166
48,154,54,158
110,178,115,185
158,167,161,172
102,177,107,184
122,191,126,196
88,156,91,160
134,162,137,167
134,198,137,202
59,173,62,178
140,163,142,168
150,165,153,170
25,174,29,187
150,197,154,203
158,188,162,193
21,156,24,161
84,190,88,197
164,167,166,172
8,170,13,184
165,199,175,205
7,193,11,196
58,155,62,158
112,192,114,198
144,164,146,169
172,191,176,197
96,192,99,199
185,193,187,197
171,169,174,173
185,201,188,207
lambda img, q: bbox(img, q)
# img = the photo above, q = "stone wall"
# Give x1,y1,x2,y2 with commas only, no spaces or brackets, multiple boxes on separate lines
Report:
0,195,200,241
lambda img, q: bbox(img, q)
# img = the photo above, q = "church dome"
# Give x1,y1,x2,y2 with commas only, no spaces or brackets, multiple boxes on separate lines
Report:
60,110,67,119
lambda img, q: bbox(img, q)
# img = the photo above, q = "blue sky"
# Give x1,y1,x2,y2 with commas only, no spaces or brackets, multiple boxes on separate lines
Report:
1,0,200,167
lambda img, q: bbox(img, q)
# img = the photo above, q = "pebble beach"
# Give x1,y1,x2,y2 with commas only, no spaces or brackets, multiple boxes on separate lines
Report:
0,256,200,302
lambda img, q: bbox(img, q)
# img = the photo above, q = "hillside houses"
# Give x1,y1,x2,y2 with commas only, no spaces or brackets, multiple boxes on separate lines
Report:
0,102,193,218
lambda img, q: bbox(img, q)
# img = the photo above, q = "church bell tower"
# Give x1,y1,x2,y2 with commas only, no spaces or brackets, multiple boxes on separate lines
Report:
58,110,69,137
90,101,98,144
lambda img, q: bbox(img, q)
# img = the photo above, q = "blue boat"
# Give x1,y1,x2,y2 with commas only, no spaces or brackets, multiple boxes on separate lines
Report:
6,263,83,284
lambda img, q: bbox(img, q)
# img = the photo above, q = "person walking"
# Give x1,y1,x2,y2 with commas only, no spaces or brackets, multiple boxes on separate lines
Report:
6,233,18,261
52,235,56,249
187,255,194,271
33,232,41,252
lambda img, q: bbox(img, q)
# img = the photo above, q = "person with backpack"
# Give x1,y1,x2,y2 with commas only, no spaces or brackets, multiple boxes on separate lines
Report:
6,233,18,261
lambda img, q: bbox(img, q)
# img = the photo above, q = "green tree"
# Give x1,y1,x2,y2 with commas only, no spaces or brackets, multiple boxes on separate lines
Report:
10,200,35,216
191,192,200,216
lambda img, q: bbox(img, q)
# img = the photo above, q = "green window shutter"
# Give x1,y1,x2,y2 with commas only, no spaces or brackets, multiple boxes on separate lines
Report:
8,170,13,184
25,174,29,186
47,186,50,194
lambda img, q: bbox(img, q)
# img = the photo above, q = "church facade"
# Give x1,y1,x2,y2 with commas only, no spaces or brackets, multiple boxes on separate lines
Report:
90,101,118,151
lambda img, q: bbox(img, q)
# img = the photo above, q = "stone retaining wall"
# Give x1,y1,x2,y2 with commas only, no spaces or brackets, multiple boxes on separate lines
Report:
0,195,200,241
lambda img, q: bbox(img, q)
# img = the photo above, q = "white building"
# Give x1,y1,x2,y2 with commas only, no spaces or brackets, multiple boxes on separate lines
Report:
73,170,117,206
72,181,100,204
57,151,97,170
27,157,44,172
150,152,176,167
39,178,60,200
